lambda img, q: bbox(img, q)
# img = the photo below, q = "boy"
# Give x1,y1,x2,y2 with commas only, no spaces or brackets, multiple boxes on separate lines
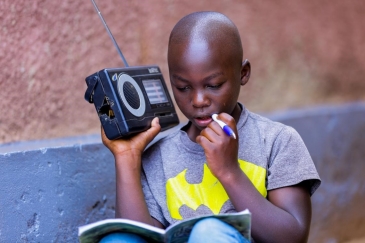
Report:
100,11,321,243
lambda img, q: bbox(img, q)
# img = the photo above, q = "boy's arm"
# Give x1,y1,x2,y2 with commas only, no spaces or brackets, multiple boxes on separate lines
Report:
220,169,311,243
101,117,164,229
197,113,312,243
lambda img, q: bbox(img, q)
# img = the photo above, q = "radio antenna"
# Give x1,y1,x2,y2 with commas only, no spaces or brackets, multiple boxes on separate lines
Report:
91,0,129,67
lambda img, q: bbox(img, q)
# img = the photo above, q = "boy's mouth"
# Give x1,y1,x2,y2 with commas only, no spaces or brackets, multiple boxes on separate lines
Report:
194,116,213,127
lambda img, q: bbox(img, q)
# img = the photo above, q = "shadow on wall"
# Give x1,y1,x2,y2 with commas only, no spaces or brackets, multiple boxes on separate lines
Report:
0,102,365,242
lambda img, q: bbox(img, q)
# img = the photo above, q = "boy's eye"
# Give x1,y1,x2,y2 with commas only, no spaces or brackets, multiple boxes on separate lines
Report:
206,83,223,89
176,86,191,91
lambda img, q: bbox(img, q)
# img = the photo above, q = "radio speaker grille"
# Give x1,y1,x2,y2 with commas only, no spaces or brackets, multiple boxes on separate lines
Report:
123,81,140,109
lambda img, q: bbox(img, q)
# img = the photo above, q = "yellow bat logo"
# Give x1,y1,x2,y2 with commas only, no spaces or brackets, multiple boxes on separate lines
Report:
166,159,267,220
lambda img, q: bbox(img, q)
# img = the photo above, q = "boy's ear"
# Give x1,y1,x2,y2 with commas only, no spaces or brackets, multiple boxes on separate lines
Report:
240,59,251,86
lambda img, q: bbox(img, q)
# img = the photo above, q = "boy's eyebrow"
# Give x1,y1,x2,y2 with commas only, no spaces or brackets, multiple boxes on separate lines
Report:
202,72,224,82
171,72,224,83
171,74,190,83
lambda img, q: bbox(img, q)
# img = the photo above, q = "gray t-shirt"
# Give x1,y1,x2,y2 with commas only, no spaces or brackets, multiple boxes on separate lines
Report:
141,105,321,227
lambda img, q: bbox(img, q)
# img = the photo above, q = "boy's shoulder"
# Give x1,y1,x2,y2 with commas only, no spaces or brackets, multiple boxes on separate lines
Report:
241,106,286,131
241,107,300,143
246,109,285,129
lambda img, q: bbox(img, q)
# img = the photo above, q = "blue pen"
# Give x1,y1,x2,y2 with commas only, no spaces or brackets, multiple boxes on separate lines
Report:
212,114,236,139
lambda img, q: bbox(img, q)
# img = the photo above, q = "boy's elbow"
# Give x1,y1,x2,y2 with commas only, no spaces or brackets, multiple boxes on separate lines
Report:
282,218,310,243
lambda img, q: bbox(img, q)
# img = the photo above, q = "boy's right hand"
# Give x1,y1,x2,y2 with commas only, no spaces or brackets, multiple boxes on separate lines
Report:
101,117,161,158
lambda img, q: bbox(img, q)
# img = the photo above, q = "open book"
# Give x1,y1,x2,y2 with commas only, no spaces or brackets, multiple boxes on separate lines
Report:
78,209,251,243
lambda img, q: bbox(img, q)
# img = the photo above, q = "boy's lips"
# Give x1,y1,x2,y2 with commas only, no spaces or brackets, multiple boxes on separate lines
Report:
193,116,213,127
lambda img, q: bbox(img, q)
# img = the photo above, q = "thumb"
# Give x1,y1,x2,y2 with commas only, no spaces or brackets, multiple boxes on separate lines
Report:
141,117,161,144
150,116,161,134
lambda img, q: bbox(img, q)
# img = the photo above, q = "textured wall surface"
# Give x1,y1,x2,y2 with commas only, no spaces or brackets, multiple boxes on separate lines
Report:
1,103,365,242
0,136,116,242
1,0,365,144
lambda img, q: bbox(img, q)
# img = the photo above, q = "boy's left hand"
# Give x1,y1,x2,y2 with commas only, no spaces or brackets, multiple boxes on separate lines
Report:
196,113,240,180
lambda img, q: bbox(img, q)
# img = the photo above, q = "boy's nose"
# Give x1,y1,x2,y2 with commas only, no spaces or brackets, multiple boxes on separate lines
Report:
191,90,210,108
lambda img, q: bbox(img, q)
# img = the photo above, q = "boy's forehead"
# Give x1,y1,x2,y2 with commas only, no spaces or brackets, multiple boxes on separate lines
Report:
168,24,233,59
168,39,234,77
168,11,243,64
169,40,211,66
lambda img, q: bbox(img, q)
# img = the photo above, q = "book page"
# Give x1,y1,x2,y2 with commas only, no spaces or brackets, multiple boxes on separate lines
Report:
78,210,251,243
164,209,251,243
78,218,165,243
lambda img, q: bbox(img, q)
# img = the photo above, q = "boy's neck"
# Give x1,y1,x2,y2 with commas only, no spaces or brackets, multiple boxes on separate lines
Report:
231,102,242,122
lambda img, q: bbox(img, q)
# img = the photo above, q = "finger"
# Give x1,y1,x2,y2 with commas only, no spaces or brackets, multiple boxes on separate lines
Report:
151,116,161,129
217,113,237,129
196,134,211,148
141,117,161,144
209,120,227,137
216,113,238,138
150,117,161,135
200,125,220,143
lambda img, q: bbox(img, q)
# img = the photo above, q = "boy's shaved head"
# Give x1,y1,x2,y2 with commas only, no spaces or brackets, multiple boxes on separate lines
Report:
168,11,243,67
167,11,251,139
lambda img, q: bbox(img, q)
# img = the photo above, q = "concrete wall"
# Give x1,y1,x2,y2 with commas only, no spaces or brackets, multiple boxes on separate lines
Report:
268,102,365,243
1,102,365,242
0,135,116,242
1,0,365,144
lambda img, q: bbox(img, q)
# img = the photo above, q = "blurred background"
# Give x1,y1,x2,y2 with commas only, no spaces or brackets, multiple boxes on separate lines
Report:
1,0,364,144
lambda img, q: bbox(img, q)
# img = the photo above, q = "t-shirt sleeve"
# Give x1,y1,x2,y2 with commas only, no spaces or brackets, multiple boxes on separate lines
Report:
267,126,321,195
